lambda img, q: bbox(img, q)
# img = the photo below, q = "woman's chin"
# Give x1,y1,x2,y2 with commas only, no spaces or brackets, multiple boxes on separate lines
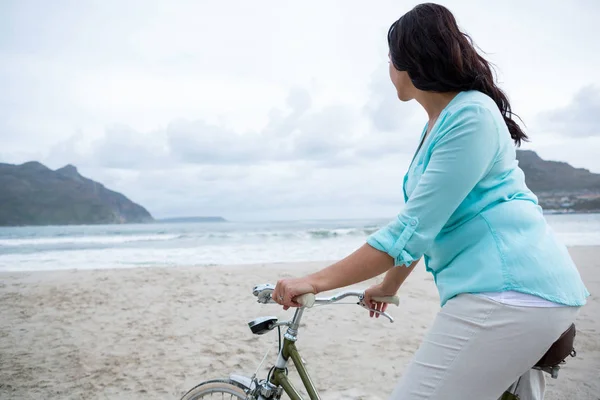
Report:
397,93,413,102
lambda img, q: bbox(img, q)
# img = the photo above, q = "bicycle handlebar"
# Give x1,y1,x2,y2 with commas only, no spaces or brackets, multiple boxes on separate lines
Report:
252,283,399,322
294,291,400,308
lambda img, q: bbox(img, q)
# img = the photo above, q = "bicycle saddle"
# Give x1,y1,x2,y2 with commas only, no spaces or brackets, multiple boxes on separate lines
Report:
533,323,576,378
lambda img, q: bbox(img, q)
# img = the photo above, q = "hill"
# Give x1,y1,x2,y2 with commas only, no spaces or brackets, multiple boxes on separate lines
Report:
0,162,154,226
516,150,600,193
516,150,600,212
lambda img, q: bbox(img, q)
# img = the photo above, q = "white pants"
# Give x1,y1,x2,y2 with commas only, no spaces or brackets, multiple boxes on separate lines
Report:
390,294,580,400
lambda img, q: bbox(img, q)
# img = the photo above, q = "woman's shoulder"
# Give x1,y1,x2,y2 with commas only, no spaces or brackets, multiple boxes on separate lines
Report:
434,91,502,131
425,90,509,155
446,90,500,116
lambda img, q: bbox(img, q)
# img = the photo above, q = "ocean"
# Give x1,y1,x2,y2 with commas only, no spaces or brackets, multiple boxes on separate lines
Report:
1,214,599,272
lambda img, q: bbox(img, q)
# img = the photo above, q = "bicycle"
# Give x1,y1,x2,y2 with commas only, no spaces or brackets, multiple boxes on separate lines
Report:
181,284,578,400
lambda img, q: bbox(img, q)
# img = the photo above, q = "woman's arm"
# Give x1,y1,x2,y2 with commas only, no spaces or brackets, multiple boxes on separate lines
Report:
379,258,419,291
273,244,393,307
306,243,395,293
363,258,420,317
308,249,420,293
273,244,419,308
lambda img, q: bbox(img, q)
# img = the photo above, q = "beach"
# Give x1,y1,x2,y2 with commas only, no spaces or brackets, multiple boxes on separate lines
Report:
1,246,598,399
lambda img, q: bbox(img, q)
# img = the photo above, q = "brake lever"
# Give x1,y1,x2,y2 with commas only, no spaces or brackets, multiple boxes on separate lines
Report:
358,301,394,323
253,284,276,304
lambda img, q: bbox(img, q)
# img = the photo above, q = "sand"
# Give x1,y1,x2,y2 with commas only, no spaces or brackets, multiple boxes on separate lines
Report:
0,246,598,400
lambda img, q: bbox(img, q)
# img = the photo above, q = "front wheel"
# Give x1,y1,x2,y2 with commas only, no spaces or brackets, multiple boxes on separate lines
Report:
181,379,249,400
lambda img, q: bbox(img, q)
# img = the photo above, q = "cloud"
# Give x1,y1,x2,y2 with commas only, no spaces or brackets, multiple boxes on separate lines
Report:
52,80,414,171
51,79,599,219
167,120,261,165
80,156,408,220
286,87,312,114
363,64,423,134
163,96,364,167
358,63,426,159
94,125,173,169
537,85,600,137
36,74,418,219
45,125,172,170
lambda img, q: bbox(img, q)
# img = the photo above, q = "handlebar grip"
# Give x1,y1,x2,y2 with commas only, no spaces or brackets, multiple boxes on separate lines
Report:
295,293,316,308
371,296,400,306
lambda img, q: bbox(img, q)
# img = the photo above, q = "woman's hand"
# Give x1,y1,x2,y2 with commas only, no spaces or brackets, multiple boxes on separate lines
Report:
363,282,398,318
273,277,317,310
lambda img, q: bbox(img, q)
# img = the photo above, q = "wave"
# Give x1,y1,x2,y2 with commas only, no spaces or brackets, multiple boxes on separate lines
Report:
0,226,383,249
306,227,379,238
196,227,380,240
0,234,181,247
199,227,381,240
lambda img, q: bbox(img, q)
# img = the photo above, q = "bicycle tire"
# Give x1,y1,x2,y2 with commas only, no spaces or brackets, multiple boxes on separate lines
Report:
180,378,249,400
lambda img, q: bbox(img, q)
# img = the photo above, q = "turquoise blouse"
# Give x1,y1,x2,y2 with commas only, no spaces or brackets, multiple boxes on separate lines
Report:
367,90,590,307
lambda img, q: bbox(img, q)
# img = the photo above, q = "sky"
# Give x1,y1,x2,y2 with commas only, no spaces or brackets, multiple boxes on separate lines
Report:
1,0,599,220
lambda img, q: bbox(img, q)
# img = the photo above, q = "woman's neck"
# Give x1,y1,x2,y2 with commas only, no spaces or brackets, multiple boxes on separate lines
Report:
415,91,460,123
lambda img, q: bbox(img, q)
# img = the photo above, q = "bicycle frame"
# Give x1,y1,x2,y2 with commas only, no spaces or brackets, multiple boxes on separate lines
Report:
270,340,320,400
268,308,321,400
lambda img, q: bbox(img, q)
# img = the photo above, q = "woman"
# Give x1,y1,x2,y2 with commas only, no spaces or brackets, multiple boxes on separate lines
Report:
273,3,589,400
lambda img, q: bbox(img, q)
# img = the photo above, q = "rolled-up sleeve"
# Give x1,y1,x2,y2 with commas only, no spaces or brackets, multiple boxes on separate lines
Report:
367,103,500,267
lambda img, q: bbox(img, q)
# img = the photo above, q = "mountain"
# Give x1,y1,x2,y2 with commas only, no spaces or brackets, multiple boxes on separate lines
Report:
516,150,600,212
516,150,600,193
0,162,154,226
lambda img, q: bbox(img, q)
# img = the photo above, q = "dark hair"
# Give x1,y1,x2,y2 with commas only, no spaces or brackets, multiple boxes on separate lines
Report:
388,3,527,146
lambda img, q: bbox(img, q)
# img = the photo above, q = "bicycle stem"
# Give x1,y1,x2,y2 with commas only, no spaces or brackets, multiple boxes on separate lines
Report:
285,307,304,341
